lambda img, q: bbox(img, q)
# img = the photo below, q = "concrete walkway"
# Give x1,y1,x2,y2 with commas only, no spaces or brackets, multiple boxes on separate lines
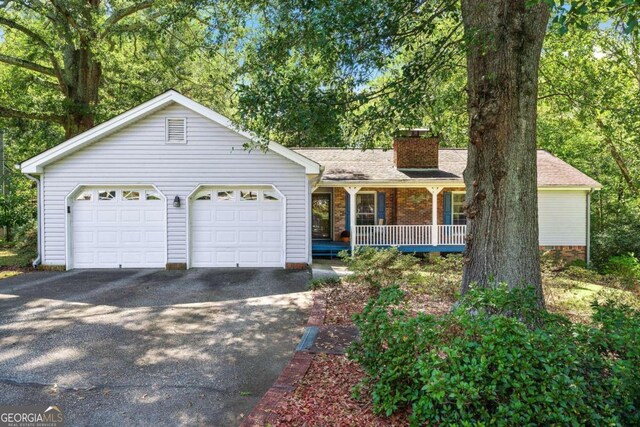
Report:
311,260,351,280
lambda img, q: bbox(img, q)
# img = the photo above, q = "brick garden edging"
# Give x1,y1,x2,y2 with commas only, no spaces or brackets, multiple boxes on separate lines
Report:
241,292,328,427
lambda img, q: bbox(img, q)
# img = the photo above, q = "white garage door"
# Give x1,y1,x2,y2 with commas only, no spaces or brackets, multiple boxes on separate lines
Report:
71,188,165,268
190,187,284,267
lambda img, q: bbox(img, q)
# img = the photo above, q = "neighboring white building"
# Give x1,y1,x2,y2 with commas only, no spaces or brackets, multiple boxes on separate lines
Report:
20,91,601,270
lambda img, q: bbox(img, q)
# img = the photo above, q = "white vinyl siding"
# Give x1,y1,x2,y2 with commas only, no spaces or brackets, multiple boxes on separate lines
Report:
538,190,587,246
41,103,308,266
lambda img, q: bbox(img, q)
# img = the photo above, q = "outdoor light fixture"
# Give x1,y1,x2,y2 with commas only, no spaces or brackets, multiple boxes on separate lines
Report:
173,195,180,208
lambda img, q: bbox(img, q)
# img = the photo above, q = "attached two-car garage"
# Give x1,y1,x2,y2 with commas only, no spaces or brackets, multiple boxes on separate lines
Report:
68,185,285,269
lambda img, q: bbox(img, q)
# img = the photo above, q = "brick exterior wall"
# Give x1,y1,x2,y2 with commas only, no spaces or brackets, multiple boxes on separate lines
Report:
393,137,440,169
328,186,461,239
332,187,395,241
540,246,587,263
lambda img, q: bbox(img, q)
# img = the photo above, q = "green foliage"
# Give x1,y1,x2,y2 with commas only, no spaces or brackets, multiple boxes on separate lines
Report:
350,285,640,426
604,254,640,288
236,0,464,148
412,254,462,302
307,276,341,290
12,219,37,263
339,247,421,291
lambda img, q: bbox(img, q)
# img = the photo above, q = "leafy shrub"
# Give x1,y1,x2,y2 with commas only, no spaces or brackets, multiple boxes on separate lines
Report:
604,253,640,289
13,219,37,262
412,254,462,302
307,276,341,290
339,247,421,291
350,285,640,426
592,218,640,271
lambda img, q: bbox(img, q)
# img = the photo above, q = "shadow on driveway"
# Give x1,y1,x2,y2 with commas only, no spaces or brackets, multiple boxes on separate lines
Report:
0,268,311,426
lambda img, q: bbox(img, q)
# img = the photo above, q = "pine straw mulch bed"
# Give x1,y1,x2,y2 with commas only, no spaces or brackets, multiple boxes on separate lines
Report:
268,279,455,426
323,278,453,324
271,354,409,427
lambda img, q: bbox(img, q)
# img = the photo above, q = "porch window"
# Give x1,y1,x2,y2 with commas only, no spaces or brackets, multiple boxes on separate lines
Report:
356,193,376,225
452,193,467,225
312,193,331,239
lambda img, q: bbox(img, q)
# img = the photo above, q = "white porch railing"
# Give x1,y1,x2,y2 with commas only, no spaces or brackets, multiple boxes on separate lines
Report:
354,225,432,246
438,225,467,246
353,224,466,247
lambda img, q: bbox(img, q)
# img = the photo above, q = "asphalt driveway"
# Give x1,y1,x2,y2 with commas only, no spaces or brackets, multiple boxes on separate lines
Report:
0,268,312,426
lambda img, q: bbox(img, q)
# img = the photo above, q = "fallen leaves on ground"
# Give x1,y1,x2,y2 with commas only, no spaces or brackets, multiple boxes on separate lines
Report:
323,280,374,324
271,354,409,426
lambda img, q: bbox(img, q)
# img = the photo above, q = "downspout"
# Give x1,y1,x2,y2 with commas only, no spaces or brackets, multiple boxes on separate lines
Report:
24,173,42,267
586,189,592,267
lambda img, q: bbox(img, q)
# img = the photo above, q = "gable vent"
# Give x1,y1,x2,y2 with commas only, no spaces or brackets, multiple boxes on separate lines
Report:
166,118,187,143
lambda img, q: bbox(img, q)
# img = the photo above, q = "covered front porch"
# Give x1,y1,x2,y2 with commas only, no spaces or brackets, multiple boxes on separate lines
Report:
311,184,467,257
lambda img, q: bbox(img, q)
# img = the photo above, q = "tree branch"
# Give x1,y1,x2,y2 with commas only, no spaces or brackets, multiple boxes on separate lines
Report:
0,53,56,76
101,0,155,36
0,105,64,123
0,15,67,92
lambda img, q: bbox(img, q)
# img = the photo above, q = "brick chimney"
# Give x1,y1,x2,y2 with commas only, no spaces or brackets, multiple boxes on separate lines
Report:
393,129,439,169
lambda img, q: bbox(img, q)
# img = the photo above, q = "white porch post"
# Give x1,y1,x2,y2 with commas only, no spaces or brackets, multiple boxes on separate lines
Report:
427,187,443,246
345,186,361,254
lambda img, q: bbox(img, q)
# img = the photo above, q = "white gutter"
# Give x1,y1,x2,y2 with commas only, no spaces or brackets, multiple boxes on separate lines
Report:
24,173,42,267
587,189,593,267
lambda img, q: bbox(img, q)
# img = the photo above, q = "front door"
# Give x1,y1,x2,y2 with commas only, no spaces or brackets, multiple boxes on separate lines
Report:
312,193,331,239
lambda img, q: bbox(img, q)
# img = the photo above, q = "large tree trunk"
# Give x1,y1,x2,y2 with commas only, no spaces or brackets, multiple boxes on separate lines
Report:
460,0,550,307
62,46,101,138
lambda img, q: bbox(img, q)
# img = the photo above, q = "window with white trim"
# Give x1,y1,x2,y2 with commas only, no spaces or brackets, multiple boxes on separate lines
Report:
145,191,161,201
98,190,116,201
241,190,257,201
452,193,467,225
217,190,234,201
123,190,140,201
263,190,280,201
166,118,187,144
356,193,376,225
194,190,211,200
76,191,93,201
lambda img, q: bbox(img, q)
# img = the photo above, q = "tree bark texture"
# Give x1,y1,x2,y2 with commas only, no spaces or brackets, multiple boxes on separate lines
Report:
460,0,550,307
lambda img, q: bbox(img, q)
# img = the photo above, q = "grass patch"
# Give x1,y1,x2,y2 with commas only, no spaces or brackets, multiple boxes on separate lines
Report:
0,248,32,268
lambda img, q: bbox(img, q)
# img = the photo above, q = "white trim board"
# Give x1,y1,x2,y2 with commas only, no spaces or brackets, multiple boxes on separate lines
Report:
19,90,321,175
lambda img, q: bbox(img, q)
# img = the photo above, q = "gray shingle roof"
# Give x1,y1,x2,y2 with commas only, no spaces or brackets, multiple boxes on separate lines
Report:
293,148,601,188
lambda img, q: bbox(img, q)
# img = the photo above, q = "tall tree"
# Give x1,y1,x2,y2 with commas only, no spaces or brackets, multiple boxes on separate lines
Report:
459,1,549,301
0,0,238,138
236,0,638,308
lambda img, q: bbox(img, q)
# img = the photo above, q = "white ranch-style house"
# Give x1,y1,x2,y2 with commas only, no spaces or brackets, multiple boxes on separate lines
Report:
20,91,601,270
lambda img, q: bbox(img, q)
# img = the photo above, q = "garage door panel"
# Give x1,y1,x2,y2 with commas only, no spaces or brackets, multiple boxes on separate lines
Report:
262,231,282,243
238,230,259,243
97,210,118,223
262,210,282,222
215,251,236,264
71,188,165,268
144,231,165,243
238,251,259,264
121,231,141,243
97,231,117,244
238,210,259,222
215,230,237,243
262,251,282,264
192,231,212,243
121,210,142,223
191,188,284,267
214,210,235,222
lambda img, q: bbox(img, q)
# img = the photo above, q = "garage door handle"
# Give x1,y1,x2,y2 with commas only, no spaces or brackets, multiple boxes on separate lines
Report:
67,206,71,214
